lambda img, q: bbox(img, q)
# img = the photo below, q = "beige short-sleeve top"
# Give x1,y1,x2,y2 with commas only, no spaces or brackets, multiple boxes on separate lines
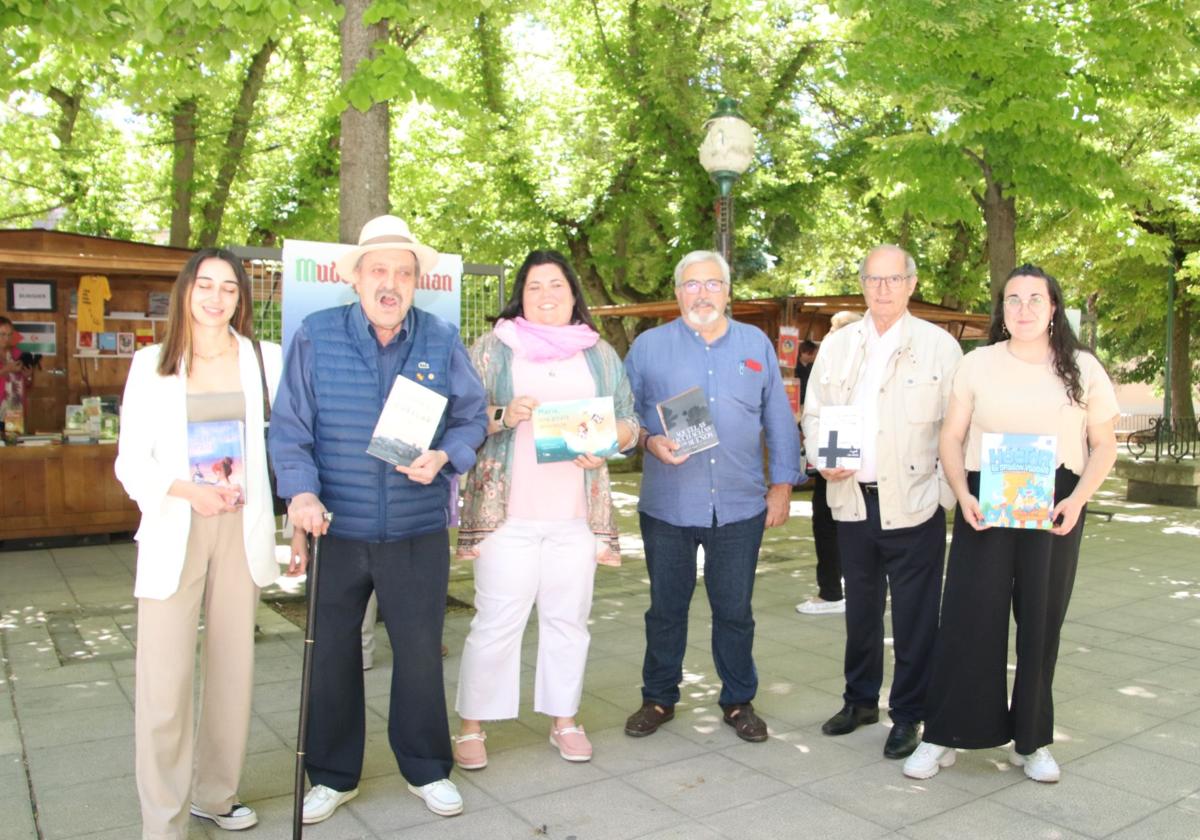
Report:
952,342,1118,475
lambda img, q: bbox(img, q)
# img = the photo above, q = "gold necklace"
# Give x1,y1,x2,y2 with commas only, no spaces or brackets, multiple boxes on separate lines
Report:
193,339,234,361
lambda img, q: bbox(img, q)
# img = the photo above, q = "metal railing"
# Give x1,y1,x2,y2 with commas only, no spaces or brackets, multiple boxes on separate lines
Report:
1125,416,1200,462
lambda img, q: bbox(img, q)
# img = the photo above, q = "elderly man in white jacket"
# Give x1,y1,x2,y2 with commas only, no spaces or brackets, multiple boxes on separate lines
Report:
801,244,961,761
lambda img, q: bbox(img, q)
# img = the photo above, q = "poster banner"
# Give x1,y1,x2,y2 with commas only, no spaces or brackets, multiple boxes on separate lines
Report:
280,239,463,356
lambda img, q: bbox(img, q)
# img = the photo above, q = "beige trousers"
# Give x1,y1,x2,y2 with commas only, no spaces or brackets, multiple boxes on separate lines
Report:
135,510,259,840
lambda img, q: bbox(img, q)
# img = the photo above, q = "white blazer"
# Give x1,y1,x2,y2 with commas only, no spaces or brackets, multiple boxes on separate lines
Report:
115,332,283,600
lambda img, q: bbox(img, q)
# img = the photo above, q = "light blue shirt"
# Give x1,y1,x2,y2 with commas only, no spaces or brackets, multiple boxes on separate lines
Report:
625,317,802,528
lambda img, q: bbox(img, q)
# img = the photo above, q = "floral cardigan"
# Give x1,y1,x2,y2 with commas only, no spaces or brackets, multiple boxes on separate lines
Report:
456,330,639,565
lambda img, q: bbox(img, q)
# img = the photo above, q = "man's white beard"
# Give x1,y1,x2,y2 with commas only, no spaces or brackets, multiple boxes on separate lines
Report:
685,307,721,327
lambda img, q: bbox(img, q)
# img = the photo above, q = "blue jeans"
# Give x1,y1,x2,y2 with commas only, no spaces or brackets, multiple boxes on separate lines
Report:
639,510,767,707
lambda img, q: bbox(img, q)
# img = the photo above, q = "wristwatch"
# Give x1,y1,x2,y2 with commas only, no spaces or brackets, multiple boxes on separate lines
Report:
492,406,506,426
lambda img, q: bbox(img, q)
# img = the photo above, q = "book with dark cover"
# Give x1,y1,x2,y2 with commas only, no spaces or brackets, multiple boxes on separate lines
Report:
979,432,1057,529
366,375,448,467
532,396,618,463
187,419,246,505
656,386,719,456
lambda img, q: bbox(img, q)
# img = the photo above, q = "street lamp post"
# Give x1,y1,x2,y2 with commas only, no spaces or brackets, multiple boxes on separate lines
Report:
698,96,755,271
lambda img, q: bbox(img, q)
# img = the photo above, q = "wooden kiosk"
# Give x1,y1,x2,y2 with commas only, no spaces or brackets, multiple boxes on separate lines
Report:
0,230,192,542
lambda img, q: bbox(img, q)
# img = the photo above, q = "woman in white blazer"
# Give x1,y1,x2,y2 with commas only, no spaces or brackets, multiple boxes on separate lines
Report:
115,248,282,839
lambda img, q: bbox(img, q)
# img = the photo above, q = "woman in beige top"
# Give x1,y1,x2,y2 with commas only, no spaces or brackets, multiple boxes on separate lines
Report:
903,264,1118,785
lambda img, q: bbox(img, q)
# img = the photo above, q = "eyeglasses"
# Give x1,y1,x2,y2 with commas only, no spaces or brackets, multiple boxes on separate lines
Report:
862,274,912,288
1003,294,1049,313
680,279,726,294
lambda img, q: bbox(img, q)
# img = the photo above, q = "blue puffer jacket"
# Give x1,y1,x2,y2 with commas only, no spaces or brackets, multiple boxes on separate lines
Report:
272,303,479,542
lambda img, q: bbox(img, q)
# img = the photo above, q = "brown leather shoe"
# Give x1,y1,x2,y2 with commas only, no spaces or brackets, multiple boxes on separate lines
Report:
624,701,675,737
722,702,768,742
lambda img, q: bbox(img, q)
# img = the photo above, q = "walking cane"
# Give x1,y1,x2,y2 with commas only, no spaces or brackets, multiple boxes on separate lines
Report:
292,511,332,840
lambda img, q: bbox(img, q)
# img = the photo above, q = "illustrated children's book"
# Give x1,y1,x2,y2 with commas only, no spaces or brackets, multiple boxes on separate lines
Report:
532,396,618,464
815,405,863,469
187,419,246,505
978,432,1057,529
366,375,448,467
656,386,719,456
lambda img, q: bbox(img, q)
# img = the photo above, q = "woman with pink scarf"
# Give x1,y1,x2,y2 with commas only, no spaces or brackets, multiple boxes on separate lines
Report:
455,250,638,767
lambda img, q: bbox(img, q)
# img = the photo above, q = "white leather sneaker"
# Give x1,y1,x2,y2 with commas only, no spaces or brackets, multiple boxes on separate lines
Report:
796,598,846,615
902,741,956,779
302,785,359,824
1010,746,1060,783
407,778,464,816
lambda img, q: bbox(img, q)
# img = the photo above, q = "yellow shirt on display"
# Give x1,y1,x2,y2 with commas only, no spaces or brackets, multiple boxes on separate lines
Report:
78,274,111,332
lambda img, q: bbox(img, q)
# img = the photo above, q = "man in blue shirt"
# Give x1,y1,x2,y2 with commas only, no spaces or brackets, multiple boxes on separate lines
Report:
623,250,801,743
270,216,487,823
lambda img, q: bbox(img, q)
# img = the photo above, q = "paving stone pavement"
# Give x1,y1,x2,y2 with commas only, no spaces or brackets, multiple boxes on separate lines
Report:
1,475,1198,839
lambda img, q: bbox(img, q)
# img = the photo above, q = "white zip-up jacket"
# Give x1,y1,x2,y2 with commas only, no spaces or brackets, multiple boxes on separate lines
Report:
802,312,962,529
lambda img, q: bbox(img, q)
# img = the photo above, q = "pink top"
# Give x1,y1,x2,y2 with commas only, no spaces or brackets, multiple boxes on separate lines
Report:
507,351,594,520
2,347,26,412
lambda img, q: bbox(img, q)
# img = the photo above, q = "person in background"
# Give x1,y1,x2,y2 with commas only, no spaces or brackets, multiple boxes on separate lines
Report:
623,250,801,744
904,264,1118,783
802,245,961,760
795,310,862,616
453,250,638,769
0,316,33,428
270,215,488,823
115,249,282,838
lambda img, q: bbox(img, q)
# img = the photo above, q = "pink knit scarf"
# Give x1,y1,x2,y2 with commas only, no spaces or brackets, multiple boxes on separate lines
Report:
493,316,598,362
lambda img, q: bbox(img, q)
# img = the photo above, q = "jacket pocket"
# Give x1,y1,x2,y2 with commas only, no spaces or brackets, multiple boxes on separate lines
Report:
902,373,944,424
902,454,939,513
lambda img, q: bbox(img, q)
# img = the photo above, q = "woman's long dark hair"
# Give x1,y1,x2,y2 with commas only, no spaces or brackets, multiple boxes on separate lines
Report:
158,248,254,376
492,250,597,330
987,263,1085,406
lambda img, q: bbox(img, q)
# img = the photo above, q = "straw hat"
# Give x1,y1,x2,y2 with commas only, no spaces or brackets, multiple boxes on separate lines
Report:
334,215,439,280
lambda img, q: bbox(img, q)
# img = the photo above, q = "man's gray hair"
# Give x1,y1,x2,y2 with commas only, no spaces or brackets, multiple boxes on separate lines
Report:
858,245,917,280
674,250,730,287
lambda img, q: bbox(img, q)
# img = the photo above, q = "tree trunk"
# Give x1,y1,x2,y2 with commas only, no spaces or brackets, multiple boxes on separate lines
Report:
169,99,198,248
339,0,390,243
1169,268,1195,422
982,178,1016,298
47,84,83,146
197,39,277,248
939,220,973,310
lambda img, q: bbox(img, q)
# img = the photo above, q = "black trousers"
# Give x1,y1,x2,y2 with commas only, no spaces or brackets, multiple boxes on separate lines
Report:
304,531,453,791
924,468,1083,755
837,493,946,724
811,474,843,601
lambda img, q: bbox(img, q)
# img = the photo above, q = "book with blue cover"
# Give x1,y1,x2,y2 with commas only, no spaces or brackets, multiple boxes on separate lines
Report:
532,396,618,464
187,419,246,505
978,432,1057,529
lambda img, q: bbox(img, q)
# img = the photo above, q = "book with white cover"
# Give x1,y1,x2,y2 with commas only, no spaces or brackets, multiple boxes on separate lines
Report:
366,375,448,467
815,405,863,469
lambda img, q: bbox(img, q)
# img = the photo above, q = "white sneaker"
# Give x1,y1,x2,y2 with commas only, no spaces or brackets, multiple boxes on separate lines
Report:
1010,746,1060,783
796,598,846,615
302,785,359,824
189,802,258,830
903,741,956,779
407,778,464,816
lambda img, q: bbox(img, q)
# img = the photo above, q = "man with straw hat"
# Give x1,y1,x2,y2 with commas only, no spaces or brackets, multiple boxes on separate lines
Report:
270,215,488,822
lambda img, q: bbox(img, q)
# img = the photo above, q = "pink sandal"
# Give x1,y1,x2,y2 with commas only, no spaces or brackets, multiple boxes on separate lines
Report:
452,731,487,770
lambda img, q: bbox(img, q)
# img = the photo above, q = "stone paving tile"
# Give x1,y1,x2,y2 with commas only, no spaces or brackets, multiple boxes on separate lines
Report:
35,774,141,840
1123,719,1200,765
622,751,790,819
1066,743,1200,804
719,725,878,787
378,805,535,840
628,821,727,840
802,758,976,831
701,787,890,840
1106,804,1200,840
11,677,129,718
988,772,1163,838
203,792,372,839
1054,695,1170,741
507,776,680,840
897,798,1090,840
26,735,133,792
454,739,610,803
0,758,37,840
